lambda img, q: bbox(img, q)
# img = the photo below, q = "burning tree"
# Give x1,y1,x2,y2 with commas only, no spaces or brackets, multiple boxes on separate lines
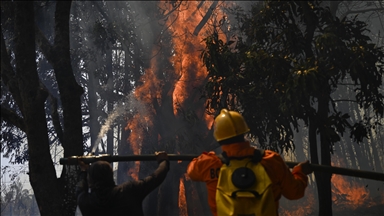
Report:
122,1,225,215
201,1,384,216
2,0,381,215
2,0,218,214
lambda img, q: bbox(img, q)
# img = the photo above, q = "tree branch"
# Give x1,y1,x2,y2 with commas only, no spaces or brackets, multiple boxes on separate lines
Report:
1,31,24,111
193,1,218,36
1,106,26,132
300,1,317,58
341,8,384,20
49,95,64,144
332,99,357,103
35,24,56,65
329,1,342,17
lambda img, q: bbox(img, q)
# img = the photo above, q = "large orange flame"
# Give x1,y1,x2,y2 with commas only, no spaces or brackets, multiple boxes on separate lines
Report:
126,44,160,180
331,174,374,209
126,113,144,180
330,155,381,210
126,0,226,213
160,1,226,127
158,1,227,214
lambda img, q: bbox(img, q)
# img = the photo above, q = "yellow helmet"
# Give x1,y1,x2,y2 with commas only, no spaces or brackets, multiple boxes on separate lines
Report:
213,109,250,142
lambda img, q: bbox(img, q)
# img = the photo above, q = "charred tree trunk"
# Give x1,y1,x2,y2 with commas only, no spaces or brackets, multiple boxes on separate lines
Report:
137,2,180,215
157,163,184,215
193,1,218,36
141,127,161,216
184,176,211,216
184,178,199,216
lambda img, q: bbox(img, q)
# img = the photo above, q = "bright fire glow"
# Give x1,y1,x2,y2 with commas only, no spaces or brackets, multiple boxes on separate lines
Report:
126,0,227,213
160,1,226,126
330,156,379,210
127,166,139,181
178,177,188,216
332,174,374,209
158,1,227,214
125,113,144,180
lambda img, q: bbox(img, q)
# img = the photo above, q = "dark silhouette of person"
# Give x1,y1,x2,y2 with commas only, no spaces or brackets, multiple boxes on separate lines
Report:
76,151,169,216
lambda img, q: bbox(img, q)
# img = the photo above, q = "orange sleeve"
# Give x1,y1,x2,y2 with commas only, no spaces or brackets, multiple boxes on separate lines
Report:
187,152,222,216
261,150,308,200
187,151,222,182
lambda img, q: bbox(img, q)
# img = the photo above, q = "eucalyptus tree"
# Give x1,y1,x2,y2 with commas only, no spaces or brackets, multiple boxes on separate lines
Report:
201,1,384,215
69,1,144,155
1,1,84,215
109,1,218,215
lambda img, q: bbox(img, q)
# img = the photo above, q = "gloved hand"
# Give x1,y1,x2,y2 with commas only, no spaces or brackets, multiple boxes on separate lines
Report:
78,160,90,172
297,160,313,175
155,151,168,163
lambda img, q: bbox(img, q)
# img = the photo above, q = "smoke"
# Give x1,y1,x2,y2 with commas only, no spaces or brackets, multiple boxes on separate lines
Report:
91,92,149,154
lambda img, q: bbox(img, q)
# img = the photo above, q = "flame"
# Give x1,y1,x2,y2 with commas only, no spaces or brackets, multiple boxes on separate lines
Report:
331,175,374,209
126,46,161,180
204,113,215,129
162,2,226,214
134,66,162,107
160,1,227,125
125,2,227,213
127,167,138,181
330,155,380,210
184,172,191,181
126,113,144,180
178,177,188,216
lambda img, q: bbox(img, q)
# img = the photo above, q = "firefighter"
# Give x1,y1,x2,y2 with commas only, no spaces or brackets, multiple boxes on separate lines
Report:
76,151,169,216
187,109,312,216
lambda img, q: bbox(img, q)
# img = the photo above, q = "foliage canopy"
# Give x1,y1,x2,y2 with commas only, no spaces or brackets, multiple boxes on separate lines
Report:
202,1,384,153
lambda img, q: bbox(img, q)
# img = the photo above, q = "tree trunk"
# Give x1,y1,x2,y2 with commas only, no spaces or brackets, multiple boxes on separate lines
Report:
14,2,64,215
116,126,133,184
53,1,84,158
157,163,183,215
52,2,84,215
107,47,114,155
88,60,101,150
317,91,333,216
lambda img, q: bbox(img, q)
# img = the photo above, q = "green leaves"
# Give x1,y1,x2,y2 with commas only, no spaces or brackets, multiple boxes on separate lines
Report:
202,0,384,152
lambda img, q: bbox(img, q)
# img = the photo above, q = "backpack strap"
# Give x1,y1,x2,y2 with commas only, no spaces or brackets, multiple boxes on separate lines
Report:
219,149,265,165
251,149,264,163
218,151,230,165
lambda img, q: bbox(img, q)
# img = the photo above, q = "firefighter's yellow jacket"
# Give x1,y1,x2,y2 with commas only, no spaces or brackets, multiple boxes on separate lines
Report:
186,141,308,216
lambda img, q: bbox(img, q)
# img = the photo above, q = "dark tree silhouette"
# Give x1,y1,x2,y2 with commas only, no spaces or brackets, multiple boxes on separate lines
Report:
201,1,384,215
